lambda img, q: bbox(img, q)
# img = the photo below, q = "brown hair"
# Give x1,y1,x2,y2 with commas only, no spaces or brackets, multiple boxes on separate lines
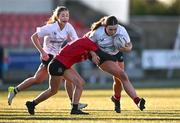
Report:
47,6,69,24
90,16,118,31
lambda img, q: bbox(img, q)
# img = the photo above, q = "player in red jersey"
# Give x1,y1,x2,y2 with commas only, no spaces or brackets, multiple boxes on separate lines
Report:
25,37,99,115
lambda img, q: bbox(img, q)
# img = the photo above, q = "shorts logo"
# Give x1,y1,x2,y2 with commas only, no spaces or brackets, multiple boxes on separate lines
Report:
58,67,62,73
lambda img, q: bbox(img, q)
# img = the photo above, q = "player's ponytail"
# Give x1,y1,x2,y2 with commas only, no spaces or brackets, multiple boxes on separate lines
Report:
90,16,107,31
47,6,69,24
90,16,118,31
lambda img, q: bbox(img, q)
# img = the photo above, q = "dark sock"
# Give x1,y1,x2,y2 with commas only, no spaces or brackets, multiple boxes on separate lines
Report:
133,97,141,105
32,100,38,106
114,95,121,101
70,98,72,102
14,87,20,94
72,104,78,110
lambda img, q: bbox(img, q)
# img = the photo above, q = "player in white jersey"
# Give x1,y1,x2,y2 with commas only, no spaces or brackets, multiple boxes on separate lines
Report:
7,6,87,110
87,16,145,113
89,25,130,55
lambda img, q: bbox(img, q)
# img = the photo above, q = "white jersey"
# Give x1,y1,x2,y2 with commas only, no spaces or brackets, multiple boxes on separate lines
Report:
89,25,130,55
36,21,78,56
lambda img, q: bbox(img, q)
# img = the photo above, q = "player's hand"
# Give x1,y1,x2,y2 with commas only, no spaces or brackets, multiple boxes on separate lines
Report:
40,52,49,61
90,51,100,65
92,54,100,65
119,42,132,52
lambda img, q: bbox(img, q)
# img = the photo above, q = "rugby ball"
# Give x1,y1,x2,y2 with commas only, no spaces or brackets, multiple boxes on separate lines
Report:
113,34,126,49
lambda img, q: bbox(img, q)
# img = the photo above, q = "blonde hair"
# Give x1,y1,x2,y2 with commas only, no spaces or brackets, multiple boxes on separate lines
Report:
47,6,68,24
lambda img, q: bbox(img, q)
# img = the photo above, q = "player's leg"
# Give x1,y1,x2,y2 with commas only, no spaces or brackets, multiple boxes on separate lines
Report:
111,61,124,113
8,54,54,105
27,68,88,115
99,61,145,111
65,80,88,110
63,68,89,115
64,80,73,101
17,64,48,91
26,75,62,115
26,59,88,115
8,64,48,105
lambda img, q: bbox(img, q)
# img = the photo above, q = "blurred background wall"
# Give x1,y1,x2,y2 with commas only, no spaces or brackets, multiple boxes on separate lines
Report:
0,0,180,87
0,0,52,13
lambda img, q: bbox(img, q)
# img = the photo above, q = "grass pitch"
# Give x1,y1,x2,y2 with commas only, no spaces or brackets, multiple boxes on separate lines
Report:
0,88,180,123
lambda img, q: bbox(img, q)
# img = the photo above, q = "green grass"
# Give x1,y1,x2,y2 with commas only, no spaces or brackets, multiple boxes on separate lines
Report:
0,88,180,123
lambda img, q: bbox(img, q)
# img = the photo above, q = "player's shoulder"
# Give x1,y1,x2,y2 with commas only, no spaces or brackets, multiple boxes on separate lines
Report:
65,22,74,28
44,22,58,30
95,26,105,35
117,24,127,34
65,22,72,26
97,26,104,31
117,24,126,30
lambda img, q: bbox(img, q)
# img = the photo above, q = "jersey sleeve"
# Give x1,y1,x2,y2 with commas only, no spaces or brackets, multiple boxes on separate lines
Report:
118,25,131,43
84,37,98,51
88,30,99,43
67,23,78,41
36,24,51,38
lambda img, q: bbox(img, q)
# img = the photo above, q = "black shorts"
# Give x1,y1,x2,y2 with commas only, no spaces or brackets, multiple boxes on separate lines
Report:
41,54,54,66
48,59,67,76
114,52,124,62
92,49,124,65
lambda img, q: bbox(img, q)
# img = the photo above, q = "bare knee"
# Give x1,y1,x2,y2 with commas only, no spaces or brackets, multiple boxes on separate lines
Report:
113,80,121,86
77,81,84,90
73,79,84,89
119,71,129,82
32,76,45,84
48,87,58,96
113,76,121,84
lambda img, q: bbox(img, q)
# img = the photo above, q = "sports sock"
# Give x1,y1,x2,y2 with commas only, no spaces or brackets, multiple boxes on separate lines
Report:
14,87,20,94
113,95,121,101
72,104,78,110
32,100,38,106
70,98,72,102
133,97,141,105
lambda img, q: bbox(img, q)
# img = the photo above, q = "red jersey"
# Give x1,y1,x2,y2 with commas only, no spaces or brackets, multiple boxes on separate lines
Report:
55,37,98,68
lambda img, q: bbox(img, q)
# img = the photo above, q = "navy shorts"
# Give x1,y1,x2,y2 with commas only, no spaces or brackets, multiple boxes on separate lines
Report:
41,54,54,66
114,52,124,62
48,59,67,76
92,49,124,65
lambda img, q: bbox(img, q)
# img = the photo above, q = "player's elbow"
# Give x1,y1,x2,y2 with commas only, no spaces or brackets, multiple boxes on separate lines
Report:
126,42,133,52
31,33,39,43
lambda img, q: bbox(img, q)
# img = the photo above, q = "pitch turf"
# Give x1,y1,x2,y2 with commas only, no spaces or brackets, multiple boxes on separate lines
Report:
0,88,180,123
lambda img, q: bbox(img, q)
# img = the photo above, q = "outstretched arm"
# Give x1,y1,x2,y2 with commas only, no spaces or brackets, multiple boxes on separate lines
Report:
119,42,132,52
31,33,49,61
89,51,100,65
